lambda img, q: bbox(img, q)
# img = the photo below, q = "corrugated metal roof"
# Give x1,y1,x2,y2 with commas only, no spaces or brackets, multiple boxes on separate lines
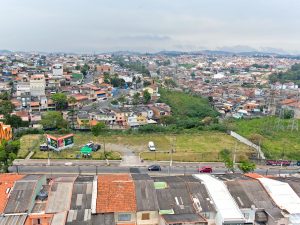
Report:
46,182,73,213
0,215,27,225
194,174,246,223
258,178,300,215
4,181,36,214
134,178,159,211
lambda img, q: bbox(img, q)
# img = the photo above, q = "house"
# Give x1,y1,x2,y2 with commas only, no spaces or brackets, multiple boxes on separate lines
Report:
71,94,89,107
45,176,76,214
24,178,54,225
97,174,137,225
193,174,246,225
179,176,217,225
215,173,288,225
153,176,208,225
254,176,300,225
0,174,24,214
96,64,114,74
77,111,91,129
66,176,108,225
4,175,47,214
30,74,46,97
13,110,30,122
132,174,159,225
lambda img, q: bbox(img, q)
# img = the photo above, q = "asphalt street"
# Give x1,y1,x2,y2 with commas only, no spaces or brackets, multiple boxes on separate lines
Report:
9,164,300,177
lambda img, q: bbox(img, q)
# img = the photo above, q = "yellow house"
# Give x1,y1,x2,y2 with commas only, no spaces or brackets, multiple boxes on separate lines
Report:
137,114,147,125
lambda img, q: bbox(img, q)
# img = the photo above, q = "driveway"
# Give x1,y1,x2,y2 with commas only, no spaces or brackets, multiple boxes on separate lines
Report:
105,143,144,167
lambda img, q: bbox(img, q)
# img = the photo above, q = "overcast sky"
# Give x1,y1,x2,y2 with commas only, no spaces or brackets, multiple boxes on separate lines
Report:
1,0,300,53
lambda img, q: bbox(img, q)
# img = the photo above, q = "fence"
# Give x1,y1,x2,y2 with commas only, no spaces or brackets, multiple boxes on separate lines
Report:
230,131,265,160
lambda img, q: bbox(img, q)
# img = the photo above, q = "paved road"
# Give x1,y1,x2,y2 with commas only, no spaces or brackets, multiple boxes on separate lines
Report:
9,164,300,177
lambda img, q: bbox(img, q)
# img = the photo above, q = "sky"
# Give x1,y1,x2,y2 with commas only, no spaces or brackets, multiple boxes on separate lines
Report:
0,0,300,53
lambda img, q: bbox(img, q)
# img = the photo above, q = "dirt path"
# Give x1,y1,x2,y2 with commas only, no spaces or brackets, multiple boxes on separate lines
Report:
105,143,144,167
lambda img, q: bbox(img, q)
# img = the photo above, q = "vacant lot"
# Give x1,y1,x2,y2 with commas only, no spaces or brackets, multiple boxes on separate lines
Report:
18,134,121,160
232,117,300,160
19,131,253,162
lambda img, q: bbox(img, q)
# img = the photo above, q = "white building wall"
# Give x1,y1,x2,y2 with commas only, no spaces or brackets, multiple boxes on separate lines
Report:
30,78,46,97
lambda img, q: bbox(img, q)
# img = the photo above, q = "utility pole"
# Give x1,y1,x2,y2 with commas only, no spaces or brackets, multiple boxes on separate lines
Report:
233,141,237,172
168,136,176,175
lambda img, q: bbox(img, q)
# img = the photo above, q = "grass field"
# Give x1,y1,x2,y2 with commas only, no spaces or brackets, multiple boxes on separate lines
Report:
18,134,121,160
18,131,253,162
232,117,300,160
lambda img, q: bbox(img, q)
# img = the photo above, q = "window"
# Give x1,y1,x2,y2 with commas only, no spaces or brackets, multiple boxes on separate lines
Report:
141,213,150,220
118,213,131,221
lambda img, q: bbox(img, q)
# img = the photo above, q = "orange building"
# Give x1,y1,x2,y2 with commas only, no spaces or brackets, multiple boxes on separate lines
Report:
24,214,53,225
0,122,13,141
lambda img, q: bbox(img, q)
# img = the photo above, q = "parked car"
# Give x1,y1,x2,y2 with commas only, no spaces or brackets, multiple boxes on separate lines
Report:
148,141,156,151
198,166,213,173
148,165,161,171
86,142,94,148
92,144,101,152
40,144,49,151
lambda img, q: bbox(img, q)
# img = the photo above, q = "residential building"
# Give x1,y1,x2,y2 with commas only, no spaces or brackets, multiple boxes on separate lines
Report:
132,174,159,225
30,74,46,97
97,174,137,225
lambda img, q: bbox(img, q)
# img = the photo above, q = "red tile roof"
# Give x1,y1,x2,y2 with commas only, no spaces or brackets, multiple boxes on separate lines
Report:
0,174,24,213
97,174,136,213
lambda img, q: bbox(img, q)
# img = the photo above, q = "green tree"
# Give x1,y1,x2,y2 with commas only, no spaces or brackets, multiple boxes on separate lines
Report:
91,122,106,136
132,92,141,105
103,72,110,83
81,63,90,76
0,140,19,172
219,149,234,172
51,93,68,110
143,90,151,104
41,111,68,129
238,160,256,173
0,100,15,115
4,114,29,128
0,92,10,100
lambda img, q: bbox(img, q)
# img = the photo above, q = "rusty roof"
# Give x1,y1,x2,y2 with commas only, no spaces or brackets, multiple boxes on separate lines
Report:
96,174,136,213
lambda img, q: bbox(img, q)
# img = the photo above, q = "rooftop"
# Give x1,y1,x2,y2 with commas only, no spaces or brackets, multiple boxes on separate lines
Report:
66,176,94,225
194,174,245,223
133,174,159,211
4,175,43,214
258,177,300,215
0,174,24,213
45,177,75,214
96,174,136,213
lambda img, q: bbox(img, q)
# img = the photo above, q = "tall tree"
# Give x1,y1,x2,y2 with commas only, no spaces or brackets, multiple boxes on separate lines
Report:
51,93,68,110
143,90,151,104
91,122,106,136
132,92,141,105
4,114,29,128
41,111,68,129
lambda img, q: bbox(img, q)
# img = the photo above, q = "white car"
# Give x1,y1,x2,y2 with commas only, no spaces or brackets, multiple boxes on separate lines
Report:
148,141,156,151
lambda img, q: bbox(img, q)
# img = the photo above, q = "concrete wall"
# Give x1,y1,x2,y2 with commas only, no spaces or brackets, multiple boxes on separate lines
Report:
230,131,265,159
114,212,136,225
136,211,159,225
